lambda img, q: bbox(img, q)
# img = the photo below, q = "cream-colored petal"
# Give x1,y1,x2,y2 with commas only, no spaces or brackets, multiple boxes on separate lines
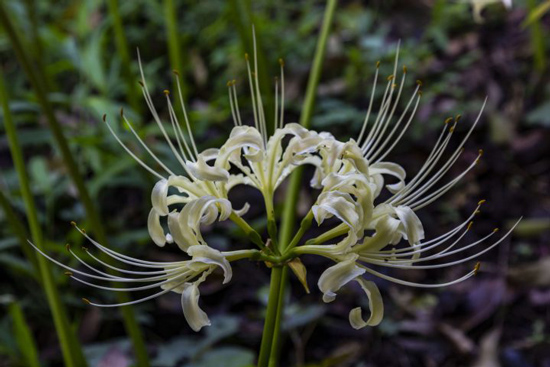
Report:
147,208,166,247
318,254,365,303
394,205,425,245
370,162,406,194
313,191,362,232
151,178,169,216
349,278,384,329
186,154,229,182
181,281,211,332
188,245,232,284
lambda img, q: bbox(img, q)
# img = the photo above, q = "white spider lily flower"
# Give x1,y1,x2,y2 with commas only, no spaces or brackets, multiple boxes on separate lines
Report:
27,223,242,331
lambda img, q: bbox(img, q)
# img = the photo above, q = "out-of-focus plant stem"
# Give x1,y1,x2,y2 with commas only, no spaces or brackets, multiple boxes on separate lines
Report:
106,0,141,114
0,189,39,279
526,0,547,71
164,0,187,101
258,1,337,366
8,301,41,367
0,5,150,366
0,69,86,367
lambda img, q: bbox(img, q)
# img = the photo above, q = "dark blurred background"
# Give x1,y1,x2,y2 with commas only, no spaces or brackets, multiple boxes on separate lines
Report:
0,0,549,366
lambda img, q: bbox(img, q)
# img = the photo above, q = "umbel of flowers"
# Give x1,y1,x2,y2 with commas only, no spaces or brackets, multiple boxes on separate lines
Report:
32,40,519,332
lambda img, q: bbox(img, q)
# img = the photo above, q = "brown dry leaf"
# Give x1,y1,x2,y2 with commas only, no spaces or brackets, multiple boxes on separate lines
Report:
288,258,310,294
508,257,550,287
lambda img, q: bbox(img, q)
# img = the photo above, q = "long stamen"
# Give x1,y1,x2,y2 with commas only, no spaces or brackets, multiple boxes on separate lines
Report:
231,82,243,126
137,50,189,170
279,58,285,129
165,91,195,162
357,61,380,145
103,115,165,180
359,263,478,288
173,70,199,158
228,81,240,127
361,218,521,269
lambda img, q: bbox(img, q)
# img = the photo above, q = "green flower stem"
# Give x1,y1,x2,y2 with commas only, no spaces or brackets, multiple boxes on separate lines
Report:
106,0,141,114
229,212,266,251
0,7,150,366
304,223,348,247
282,210,314,253
257,266,284,367
257,1,338,366
0,70,86,367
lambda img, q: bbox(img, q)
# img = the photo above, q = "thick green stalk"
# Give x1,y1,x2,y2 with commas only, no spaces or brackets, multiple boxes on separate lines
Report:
260,2,338,366
106,0,141,113
0,69,86,367
257,266,284,367
0,6,150,366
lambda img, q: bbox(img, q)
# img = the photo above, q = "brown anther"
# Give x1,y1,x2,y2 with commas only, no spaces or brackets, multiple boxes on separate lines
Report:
82,298,91,305
387,75,394,81
65,244,71,252
376,61,381,68
81,229,86,234
467,221,473,230
474,262,481,275
455,114,462,122
493,228,499,233
138,80,144,87
245,53,249,61
232,79,236,85
64,271,73,276
392,83,397,88
70,221,76,226
444,117,453,124
120,108,124,117
416,79,423,86
417,90,423,97
278,58,284,66
226,81,231,87
478,199,486,205
102,114,106,122
403,65,407,73
478,149,484,156
173,69,180,76
475,210,481,215
449,126,455,133
163,89,170,96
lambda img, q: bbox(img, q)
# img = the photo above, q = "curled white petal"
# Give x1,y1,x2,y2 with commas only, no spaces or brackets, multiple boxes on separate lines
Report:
188,245,232,284
349,278,384,329
147,208,166,247
186,154,229,182
181,281,211,332
318,254,365,303
370,162,406,194
394,205,424,245
151,179,169,215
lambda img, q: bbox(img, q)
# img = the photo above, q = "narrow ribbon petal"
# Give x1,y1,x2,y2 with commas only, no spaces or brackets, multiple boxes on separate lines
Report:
349,278,384,328
318,254,365,303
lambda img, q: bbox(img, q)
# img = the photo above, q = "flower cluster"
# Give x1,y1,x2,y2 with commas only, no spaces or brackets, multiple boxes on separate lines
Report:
33,41,519,332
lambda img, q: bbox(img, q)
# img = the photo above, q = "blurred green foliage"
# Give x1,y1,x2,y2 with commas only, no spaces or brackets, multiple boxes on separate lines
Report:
1,0,549,366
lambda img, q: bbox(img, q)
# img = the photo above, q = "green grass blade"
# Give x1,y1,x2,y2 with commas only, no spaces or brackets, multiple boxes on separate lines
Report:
0,189,39,279
0,67,86,367
106,0,142,114
0,5,150,366
8,301,41,367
